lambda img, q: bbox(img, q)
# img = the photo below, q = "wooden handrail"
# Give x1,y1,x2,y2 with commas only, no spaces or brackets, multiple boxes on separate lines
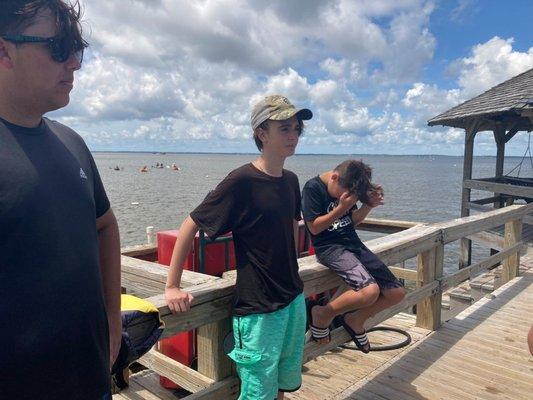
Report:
126,204,530,398
145,204,532,337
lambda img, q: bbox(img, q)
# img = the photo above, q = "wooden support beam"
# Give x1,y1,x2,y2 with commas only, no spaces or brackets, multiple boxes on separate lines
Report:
460,120,478,269
138,349,214,393
466,231,505,250
466,202,533,225
357,218,422,234
121,243,158,258
389,266,418,281
439,203,533,244
440,241,524,291
469,195,503,205
504,123,521,143
494,125,506,209
494,126,506,177
463,179,533,198
416,244,444,330
501,219,522,283
181,376,240,400
197,318,233,382
121,255,218,287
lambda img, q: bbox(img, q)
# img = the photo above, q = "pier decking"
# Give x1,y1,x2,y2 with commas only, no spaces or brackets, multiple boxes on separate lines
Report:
295,266,533,399
113,204,533,400
115,268,533,400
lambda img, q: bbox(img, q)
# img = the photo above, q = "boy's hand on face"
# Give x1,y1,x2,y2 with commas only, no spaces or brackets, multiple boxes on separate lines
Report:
165,286,194,314
338,192,358,212
366,185,384,208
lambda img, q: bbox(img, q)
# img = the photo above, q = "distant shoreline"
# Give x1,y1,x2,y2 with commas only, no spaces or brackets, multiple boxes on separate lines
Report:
91,150,519,158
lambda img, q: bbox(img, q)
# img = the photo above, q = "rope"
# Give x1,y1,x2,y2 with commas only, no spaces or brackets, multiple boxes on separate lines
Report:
505,131,533,177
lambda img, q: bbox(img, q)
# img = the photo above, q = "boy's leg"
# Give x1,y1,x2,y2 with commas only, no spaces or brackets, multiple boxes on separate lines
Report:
345,244,405,333
311,285,379,330
230,309,289,400
277,294,306,395
344,287,406,332
311,248,381,344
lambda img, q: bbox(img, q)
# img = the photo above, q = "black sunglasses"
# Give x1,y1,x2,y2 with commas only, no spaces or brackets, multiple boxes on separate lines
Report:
1,34,84,64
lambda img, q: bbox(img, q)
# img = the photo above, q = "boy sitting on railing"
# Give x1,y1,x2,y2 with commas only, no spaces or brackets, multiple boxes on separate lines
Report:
165,95,312,400
302,160,405,352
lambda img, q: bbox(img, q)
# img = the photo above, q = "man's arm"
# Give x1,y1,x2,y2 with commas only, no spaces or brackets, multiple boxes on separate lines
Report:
527,326,533,356
96,208,122,369
165,216,198,314
293,220,300,255
306,192,357,235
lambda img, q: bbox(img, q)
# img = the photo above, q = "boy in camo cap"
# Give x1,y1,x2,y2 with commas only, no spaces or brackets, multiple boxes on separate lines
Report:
166,95,312,399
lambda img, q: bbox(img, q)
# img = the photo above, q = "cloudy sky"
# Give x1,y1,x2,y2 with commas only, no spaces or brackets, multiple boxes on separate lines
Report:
50,0,533,155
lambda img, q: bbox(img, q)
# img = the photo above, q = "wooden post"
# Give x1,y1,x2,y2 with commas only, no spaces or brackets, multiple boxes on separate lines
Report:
460,121,478,269
489,126,507,258
493,126,506,209
197,318,233,382
501,219,522,283
416,244,444,330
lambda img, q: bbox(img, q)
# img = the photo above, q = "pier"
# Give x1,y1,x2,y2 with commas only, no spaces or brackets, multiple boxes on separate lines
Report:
113,203,533,400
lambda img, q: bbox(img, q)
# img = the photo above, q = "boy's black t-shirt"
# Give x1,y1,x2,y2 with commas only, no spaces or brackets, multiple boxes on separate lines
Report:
302,176,363,254
0,118,111,399
190,163,303,316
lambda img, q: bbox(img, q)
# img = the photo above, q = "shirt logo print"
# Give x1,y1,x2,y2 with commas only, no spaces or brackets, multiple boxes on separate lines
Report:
79,167,88,180
326,200,352,231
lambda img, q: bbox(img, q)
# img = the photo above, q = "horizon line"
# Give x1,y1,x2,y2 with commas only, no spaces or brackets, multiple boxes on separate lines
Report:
91,150,526,157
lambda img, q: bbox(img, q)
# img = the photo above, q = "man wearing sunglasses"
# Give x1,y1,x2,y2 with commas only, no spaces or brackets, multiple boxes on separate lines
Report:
0,2,120,399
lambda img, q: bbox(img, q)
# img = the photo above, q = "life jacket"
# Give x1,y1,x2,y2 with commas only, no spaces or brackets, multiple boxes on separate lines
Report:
111,295,164,390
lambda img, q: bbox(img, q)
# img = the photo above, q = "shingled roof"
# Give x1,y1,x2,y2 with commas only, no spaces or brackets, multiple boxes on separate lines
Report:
428,67,533,131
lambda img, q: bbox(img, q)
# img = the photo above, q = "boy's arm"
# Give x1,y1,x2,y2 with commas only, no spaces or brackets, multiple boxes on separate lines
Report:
306,192,357,235
165,216,198,314
351,204,374,225
351,186,384,225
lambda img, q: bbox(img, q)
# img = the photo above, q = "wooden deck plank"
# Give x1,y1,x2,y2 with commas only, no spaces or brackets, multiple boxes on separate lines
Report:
113,371,180,400
401,350,533,398
330,270,533,400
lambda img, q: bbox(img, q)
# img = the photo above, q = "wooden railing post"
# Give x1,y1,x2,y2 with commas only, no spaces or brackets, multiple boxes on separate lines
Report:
197,317,234,382
416,244,444,330
501,218,522,284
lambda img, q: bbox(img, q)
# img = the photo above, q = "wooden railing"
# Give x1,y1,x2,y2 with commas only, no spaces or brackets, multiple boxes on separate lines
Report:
125,203,532,399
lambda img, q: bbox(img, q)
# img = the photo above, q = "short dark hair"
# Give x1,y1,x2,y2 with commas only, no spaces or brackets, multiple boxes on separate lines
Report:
252,117,305,151
334,159,374,203
0,1,87,49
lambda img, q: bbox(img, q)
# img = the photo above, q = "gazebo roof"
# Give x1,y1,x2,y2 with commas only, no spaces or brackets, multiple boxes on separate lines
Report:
428,67,533,132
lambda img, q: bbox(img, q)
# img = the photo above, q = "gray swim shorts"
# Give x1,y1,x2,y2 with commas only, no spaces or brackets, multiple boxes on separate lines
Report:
316,244,404,291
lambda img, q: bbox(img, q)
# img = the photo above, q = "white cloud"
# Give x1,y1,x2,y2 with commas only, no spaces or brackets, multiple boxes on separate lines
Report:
42,1,532,155
454,36,533,98
402,82,461,120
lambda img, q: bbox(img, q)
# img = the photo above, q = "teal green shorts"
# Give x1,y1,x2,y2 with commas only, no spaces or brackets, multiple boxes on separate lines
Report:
228,293,306,400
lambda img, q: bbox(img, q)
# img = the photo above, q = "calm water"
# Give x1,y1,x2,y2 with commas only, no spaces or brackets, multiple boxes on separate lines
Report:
94,152,532,274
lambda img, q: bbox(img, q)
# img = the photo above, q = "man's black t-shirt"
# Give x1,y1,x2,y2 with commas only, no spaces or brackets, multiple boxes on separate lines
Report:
302,176,363,254
190,163,303,316
0,118,111,399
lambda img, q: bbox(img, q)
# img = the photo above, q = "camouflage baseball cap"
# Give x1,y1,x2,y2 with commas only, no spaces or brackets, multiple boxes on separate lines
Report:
251,95,313,130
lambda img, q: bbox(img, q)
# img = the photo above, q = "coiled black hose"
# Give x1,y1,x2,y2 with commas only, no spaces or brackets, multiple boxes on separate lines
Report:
339,326,411,351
